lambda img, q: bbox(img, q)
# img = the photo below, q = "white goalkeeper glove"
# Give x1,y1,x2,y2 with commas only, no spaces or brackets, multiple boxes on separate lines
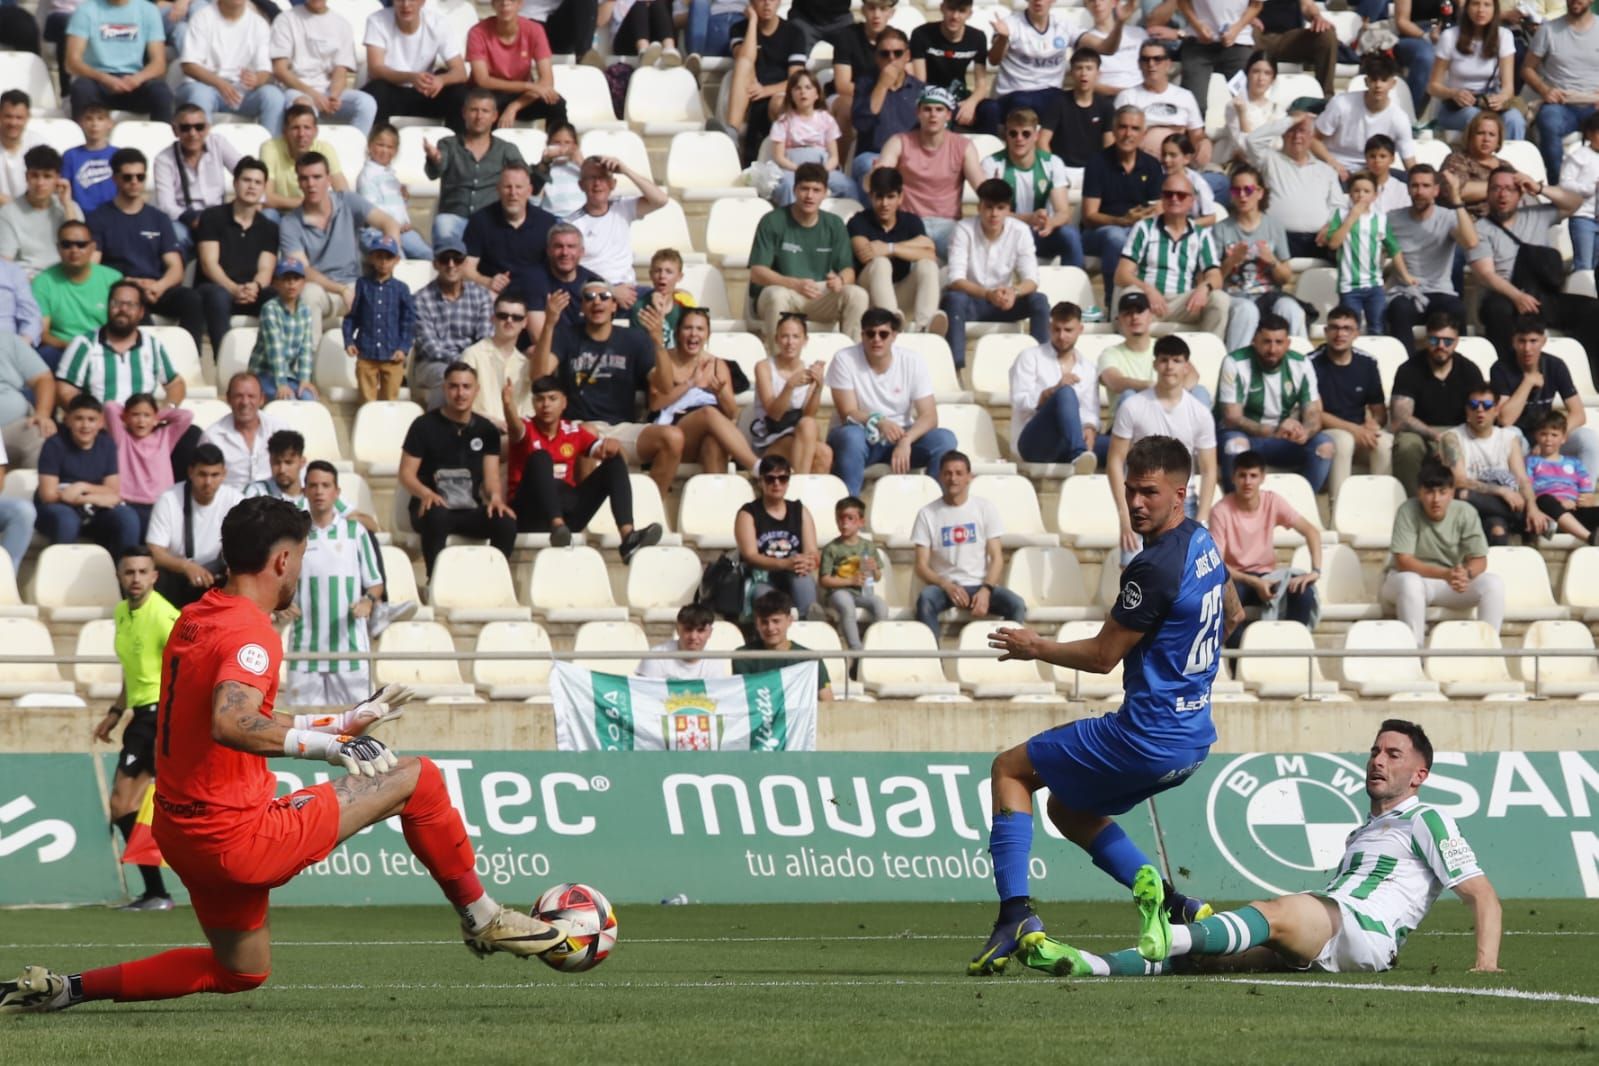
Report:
292,684,416,735
282,730,400,776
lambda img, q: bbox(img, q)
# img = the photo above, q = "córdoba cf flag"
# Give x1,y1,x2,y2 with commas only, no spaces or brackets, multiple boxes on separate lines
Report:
120,783,166,867
552,663,818,752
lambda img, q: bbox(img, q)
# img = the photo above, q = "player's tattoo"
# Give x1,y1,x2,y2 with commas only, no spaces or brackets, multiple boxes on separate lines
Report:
331,768,407,813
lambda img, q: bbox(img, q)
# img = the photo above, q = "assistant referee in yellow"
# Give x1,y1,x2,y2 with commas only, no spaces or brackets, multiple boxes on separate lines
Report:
96,546,181,911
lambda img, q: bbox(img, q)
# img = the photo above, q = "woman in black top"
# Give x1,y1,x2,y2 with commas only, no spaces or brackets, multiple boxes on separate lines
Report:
734,453,820,618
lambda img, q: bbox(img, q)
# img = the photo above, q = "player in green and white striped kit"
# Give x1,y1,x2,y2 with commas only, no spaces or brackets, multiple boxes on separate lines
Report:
1024,719,1504,977
1319,171,1418,335
283,460,388,707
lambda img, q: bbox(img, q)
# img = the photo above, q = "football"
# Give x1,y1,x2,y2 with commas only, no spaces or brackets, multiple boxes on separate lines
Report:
533,882,618,973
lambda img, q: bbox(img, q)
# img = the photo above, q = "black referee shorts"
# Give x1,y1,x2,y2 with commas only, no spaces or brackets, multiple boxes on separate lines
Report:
117,704,158,779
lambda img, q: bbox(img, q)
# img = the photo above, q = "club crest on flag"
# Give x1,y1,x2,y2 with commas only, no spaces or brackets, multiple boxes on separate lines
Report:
662,692,723,751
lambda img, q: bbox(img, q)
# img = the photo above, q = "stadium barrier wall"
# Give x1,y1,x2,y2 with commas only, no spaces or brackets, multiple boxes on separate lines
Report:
7,701,1599,756
3,751,1596,906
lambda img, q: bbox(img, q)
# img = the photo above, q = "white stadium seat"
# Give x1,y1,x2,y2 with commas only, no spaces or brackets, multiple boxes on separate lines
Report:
786,474,849,543
264,400,346,466
954,621,1053,699
29,544,120,623
1340,620,1440,698
1561,545,1599,621
473,621,554,701
624,68,706,135
678,474,754,549
74,619,122,700
586,474,678,548
1050,620,1123,700
0,53,59,113
1485,546,1566,621
894,334,970,403
1424,620,1526,698
969,475,1058,547
666,130,757,202
1515,620,1599,697
380,545,433,621
1055,475,1119,549
145,326,208,399
394,125,450,197
374,621,478,700
318,123,370,181
1291,543,1380,621
352,401,423,477
786,621,853,699
529,546,628,622
936,404,1015,475
1005,546,1103,623
429,546,531,624
865,474,941,547
217,328,257,390
110,120,175,161
858,621,962,698
705,198,773,269
1261,472,1335,547
0,553,36,619
0,619,75,697
572,620,649,674
1236,620,1341,699
970,334,1036,406
630,201,705,267
554,65,626,130
625,545,705,623
315,329,362,403
1332,475,1406,549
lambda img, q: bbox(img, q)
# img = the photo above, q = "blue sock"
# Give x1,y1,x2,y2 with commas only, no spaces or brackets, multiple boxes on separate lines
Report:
1086,823,1154,889
989,810,1033,905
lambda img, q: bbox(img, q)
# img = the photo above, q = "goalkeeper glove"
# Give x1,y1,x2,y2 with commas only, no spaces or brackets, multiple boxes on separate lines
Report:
283,730,400,776
291,683,416,735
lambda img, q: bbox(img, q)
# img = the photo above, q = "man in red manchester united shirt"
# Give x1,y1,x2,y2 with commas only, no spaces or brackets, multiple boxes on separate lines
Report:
503,373,662,560
2,496,567,1014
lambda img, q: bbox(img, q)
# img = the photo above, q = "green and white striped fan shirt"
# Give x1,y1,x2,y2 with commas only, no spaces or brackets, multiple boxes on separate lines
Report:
290,515,383,674
1328,209,1399,292
57,327,178,405
1321,795,1483,949
1122,217,1220,299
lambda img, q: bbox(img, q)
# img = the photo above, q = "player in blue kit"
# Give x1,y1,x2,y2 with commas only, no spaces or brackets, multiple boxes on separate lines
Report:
970,435,1244,975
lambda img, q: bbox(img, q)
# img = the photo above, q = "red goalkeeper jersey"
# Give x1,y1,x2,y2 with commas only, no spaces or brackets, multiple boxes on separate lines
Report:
153,588,283,853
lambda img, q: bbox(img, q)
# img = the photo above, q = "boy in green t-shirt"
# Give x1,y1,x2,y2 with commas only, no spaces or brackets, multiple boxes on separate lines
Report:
818,495,888,651
625,248,695,349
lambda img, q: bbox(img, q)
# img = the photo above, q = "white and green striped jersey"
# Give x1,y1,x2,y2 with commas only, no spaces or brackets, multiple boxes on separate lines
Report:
290,515,382,674
1320,795,1483,948
57,327,178,405
1122,217,1220,299
1328,209,1399,292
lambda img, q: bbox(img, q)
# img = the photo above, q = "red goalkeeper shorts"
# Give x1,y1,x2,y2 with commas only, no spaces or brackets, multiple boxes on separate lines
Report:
155,783,341,931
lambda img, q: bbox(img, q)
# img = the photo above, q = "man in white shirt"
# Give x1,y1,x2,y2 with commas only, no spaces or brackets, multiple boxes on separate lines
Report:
1312,53,1419,181
1107,335,1218,554
1114,42,1210,167
1008,300,1099,470
177,0,286,138
564,155,668,310
201,372,287,491
0,89,41,207
152,106,242,257
911,450,1025,634
635,603,732,680
1176,0,1259,107
270,0,380,135
940,178,1049,370
1241,111,1345,259
824,307,959,495
146,442,245,608
363,0,471,133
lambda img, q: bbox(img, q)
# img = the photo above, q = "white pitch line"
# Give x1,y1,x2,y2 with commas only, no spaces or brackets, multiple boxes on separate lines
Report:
0,930,1594,950
247,976,1599,1006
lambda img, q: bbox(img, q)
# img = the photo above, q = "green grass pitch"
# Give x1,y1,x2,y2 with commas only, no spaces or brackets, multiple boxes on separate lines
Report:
2,901,1596,1064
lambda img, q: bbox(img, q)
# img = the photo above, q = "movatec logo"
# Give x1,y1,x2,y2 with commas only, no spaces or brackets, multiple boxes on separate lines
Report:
1206,753,1367,896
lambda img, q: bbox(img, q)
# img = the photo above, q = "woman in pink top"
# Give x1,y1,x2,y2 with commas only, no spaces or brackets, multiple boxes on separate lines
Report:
875,86,987,259
104,396,195,538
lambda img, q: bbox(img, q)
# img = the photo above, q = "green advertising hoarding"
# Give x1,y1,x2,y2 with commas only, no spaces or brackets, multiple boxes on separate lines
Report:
1,751,1596,906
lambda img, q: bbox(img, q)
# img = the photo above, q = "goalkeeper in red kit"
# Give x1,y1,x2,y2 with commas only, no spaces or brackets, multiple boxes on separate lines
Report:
2,497,567,1014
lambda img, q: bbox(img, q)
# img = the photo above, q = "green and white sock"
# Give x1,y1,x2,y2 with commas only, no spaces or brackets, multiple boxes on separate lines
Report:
1168,905,1272,956
1074,948,1169,976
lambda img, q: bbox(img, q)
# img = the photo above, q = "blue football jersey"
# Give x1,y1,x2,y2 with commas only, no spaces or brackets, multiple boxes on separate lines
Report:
1109,517,1228,751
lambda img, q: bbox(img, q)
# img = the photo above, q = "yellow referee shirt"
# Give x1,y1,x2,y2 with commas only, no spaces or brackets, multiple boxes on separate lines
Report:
114,591,182,707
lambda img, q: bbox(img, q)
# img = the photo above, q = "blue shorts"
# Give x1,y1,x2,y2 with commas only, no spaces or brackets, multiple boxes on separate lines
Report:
1025,714,1210,816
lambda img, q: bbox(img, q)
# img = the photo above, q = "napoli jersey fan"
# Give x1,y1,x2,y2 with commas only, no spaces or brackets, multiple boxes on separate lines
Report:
971,435,1242,976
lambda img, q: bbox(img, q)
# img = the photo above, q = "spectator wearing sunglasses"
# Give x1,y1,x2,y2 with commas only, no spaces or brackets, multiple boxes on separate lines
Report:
737,453,822,620
86,148,207,358
1388,310,1485,495
412,237,492,410
155,105,247,256
1440,385,1548,545
31,220,118,371
1111,171,1228,335
848,28,925,197
459,293,532,431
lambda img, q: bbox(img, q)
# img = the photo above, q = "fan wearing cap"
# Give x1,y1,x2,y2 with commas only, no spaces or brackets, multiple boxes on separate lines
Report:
342,233,416,403
412,236,493,411
874,86,987,260
248,258,319,402
1098,288,1210,417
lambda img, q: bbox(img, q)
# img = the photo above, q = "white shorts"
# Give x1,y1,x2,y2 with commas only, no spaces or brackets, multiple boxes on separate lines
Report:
286,669,373,709
582,421,648,464
1310,898,1399,974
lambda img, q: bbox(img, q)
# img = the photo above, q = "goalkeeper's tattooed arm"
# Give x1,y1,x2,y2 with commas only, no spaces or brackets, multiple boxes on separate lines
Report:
212,681,296,755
